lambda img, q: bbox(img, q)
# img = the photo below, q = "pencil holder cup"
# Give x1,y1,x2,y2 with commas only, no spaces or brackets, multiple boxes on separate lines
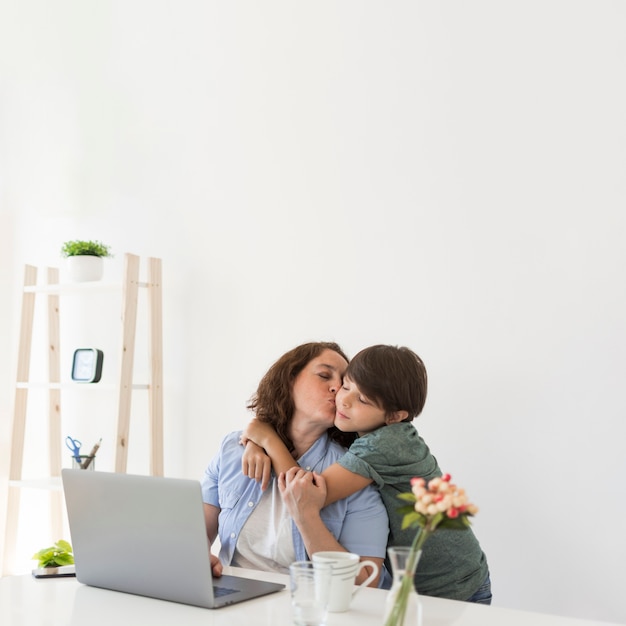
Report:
71,455,95,470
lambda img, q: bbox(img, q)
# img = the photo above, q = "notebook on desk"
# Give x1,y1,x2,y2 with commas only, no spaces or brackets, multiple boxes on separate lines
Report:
61,469,285,608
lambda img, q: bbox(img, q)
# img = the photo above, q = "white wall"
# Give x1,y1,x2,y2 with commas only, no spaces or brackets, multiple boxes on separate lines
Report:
1,2,625,623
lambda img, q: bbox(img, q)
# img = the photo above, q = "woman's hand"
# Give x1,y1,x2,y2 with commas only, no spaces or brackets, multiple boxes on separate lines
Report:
241,440,272,491
209,553,223,578
278,467,327,523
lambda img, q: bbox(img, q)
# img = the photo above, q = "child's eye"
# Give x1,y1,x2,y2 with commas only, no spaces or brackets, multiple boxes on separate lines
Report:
359,396,370,404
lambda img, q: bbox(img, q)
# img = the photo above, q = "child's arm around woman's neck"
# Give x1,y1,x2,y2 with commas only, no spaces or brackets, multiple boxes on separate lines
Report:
241,419,373,504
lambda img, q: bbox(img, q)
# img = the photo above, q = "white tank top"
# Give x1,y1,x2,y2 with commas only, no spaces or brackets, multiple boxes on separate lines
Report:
231,480,296,573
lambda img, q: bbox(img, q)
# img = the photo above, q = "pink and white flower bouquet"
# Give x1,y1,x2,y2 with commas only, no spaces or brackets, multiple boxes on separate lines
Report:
384,473,479,626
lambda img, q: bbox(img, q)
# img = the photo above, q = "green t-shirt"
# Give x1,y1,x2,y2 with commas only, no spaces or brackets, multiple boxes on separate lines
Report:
338,422,489,600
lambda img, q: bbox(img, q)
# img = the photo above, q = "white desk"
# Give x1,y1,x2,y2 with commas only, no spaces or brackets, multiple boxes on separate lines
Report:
0,566,621,626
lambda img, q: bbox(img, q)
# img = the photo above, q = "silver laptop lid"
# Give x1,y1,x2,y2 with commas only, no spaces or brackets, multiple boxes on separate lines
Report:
61,469,284,608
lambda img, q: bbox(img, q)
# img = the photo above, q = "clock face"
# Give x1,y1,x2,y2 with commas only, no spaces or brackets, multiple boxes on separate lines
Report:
72,349,103,382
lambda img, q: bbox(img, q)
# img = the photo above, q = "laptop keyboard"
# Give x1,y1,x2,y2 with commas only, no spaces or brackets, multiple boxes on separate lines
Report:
213,584,239,598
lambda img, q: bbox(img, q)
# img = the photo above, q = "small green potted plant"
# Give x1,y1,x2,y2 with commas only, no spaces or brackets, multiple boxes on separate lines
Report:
61,239,112,282
32,539,75,577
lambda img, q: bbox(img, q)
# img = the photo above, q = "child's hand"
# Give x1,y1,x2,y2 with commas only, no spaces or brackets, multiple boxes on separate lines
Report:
241,440,272,491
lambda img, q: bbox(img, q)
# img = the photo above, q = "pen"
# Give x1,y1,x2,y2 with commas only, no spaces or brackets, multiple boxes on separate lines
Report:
81,438,102,469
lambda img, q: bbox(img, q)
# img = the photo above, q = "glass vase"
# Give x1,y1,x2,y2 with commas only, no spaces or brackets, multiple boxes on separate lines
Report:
382,546,422,626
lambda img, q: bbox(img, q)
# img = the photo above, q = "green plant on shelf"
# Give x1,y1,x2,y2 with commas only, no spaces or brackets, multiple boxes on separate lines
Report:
61,240,112,258
32,539,74,568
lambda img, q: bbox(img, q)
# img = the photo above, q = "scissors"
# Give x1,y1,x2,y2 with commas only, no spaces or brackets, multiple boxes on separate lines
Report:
65,436,82,462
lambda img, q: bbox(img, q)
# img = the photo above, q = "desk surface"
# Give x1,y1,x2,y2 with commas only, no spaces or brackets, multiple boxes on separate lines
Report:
0,566,621,626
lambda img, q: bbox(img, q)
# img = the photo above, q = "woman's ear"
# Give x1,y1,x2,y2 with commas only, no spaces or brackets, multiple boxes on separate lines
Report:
386,410,409,425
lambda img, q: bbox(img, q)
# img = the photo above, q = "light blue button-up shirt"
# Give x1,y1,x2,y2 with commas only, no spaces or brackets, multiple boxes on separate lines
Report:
202,431,390,585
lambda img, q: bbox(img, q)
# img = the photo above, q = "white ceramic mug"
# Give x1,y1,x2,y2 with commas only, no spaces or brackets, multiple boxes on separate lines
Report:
312,551,379,612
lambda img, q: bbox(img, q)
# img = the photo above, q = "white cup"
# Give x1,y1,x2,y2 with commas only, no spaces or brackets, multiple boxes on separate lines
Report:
289,561,333,626
312,551,379,612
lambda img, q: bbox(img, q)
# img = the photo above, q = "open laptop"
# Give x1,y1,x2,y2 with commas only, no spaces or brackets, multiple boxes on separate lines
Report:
61,469,284,608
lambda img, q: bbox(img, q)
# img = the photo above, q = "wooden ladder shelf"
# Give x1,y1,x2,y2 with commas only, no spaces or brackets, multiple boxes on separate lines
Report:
1,253,163,575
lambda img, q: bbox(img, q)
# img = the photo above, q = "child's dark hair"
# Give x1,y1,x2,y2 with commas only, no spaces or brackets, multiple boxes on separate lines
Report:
345,345,427,421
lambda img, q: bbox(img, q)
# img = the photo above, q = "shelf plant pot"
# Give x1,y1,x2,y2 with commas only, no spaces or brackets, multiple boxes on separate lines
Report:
66,255,104,282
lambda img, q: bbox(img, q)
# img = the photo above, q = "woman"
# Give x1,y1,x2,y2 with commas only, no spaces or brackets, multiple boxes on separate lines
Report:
201,341,389,585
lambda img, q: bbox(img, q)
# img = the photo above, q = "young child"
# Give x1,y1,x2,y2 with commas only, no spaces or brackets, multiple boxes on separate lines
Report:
242,344,491,603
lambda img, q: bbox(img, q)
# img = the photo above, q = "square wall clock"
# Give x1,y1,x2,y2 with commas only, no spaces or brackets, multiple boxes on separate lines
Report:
71,348,104,383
